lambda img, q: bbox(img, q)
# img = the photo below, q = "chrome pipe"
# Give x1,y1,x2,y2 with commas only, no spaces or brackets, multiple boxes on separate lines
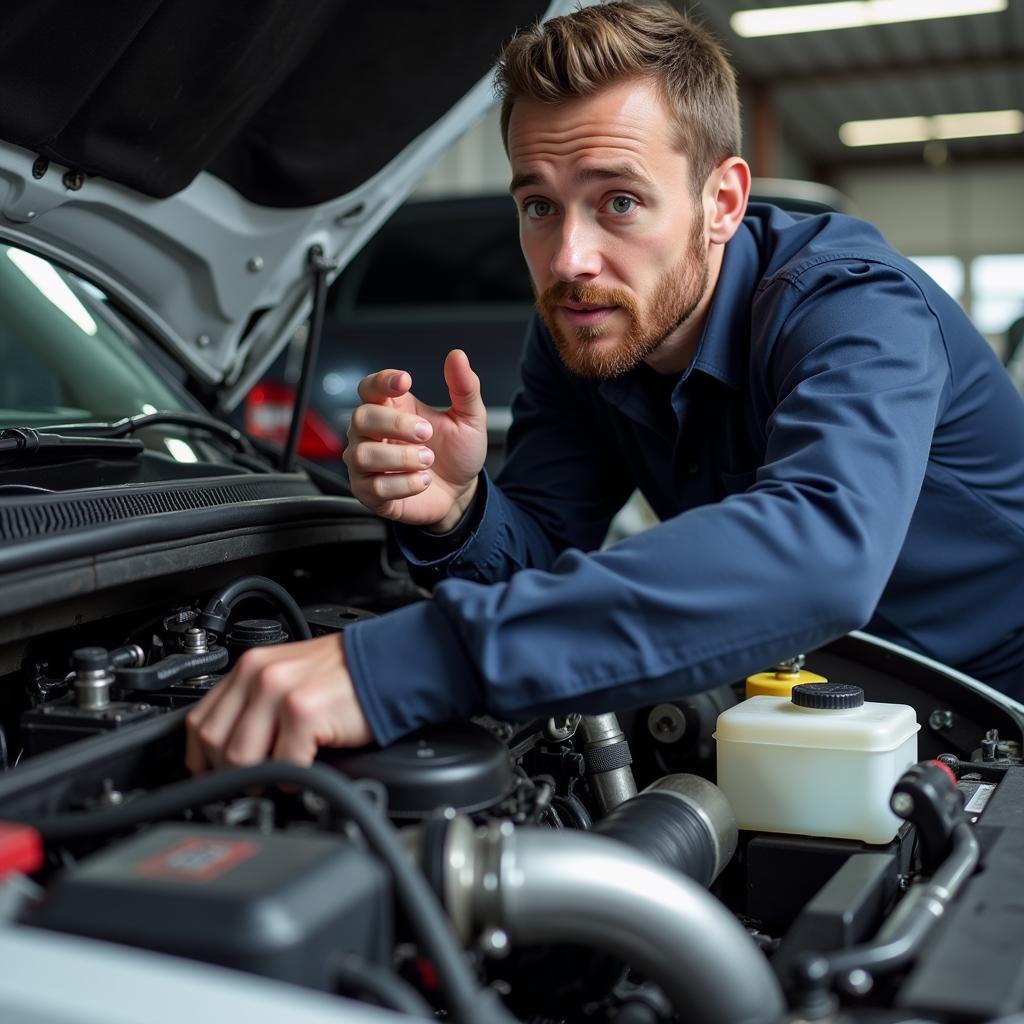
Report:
445,820,784,1024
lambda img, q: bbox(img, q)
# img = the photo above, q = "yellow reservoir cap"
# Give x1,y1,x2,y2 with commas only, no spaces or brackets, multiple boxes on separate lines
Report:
745,669,828,699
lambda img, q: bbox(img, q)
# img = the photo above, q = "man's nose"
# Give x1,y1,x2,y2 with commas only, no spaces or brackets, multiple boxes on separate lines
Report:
550,215,601,282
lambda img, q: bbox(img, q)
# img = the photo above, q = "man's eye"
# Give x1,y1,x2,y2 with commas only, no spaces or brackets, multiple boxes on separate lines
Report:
608,195,638,215
524,199,554,219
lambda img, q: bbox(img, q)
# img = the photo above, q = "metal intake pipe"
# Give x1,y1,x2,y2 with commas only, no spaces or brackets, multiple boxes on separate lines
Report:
579,713,637,815
437,816,785,1024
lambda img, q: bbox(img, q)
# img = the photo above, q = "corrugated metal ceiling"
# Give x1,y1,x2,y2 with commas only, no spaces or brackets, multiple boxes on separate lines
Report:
677,0,1024,173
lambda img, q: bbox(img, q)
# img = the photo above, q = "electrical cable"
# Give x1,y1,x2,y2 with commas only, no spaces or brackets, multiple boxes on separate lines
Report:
14,761,516,1024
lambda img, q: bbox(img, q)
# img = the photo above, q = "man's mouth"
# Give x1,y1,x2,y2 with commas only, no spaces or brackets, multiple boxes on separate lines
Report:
558,303,618,328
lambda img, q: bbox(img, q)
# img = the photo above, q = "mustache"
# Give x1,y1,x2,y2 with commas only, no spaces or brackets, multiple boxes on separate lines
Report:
537,282,638,316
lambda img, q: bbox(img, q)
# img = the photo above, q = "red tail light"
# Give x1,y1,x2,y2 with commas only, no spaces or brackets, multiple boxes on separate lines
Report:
244,381,345,461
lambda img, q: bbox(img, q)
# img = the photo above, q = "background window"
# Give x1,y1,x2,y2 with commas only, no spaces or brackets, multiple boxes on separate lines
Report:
971,254,1024,338
908,256,965,305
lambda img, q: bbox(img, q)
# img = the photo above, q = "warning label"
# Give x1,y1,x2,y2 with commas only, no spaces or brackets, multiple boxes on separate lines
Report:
134,837,259,882
962,783,996,816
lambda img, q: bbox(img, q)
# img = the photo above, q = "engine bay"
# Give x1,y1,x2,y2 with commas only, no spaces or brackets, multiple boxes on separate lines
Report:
0,549,1022,1024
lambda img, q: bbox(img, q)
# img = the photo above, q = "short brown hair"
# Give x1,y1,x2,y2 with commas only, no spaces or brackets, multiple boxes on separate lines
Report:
495,2,740,193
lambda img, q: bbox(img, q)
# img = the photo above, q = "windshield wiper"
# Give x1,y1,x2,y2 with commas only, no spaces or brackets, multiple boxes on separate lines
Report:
0,427,144,466
39,411,257,455
38,411,276,473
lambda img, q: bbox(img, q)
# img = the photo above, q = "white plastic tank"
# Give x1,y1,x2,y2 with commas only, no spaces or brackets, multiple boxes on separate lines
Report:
714,682,920,844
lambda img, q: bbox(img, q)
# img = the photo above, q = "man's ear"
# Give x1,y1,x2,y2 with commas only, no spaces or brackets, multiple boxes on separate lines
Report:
705,157,751,245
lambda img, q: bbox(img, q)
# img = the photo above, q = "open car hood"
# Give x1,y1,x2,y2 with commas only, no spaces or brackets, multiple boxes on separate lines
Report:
0,0,561,410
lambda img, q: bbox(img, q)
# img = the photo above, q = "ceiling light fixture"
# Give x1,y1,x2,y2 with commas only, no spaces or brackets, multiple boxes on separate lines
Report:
731,0,1007,38
839,109,1024,146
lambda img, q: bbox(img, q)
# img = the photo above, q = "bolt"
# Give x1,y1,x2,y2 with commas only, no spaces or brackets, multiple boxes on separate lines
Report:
647,703,686,744
891,792,915,818
246,256,264,273
62,170,84,191
929,709,954,731
774,653,806,676
196,334,211,348
32,157,49,179
182,627,209,653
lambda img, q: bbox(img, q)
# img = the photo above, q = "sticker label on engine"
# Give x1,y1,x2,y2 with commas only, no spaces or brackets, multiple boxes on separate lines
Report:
962,783,996,815
134,837,259,882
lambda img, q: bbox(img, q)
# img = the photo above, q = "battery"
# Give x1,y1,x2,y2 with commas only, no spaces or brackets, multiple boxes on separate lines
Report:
31,822,391,990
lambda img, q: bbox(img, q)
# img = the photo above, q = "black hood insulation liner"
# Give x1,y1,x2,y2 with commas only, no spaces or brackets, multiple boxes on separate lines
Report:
0,0,546,207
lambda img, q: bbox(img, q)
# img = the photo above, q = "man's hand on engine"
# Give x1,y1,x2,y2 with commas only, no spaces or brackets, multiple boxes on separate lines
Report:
184,633,372,774
344,349,488,532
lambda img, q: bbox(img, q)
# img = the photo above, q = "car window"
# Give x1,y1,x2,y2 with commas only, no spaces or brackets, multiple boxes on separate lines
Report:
345,203,534,310
0,243,187,424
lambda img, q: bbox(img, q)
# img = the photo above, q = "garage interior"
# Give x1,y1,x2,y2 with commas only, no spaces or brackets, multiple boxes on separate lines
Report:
419,0,1024,358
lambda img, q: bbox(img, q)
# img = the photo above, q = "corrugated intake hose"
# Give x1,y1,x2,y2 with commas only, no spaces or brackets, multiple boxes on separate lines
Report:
594,774,737,887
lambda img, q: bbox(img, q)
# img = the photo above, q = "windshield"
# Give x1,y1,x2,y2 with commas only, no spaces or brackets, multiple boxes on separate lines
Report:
0,242,187,425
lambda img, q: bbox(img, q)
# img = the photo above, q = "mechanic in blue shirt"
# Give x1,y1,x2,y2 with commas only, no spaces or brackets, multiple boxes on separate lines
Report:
186,1,1024,772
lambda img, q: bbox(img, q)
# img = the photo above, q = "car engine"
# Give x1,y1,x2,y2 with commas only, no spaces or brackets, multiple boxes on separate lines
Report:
0,547,1022,1024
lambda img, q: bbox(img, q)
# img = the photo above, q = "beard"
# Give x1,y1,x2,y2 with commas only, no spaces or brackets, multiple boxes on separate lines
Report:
535,219,709,380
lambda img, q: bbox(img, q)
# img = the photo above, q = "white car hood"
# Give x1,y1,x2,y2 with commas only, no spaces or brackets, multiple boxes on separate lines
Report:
0,1,573,410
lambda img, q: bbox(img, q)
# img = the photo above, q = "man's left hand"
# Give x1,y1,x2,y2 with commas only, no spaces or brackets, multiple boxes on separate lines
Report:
185,633,373,774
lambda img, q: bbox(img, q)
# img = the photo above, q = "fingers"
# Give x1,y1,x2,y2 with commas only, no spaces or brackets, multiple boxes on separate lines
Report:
362,467,433,505
444,349,486,421
356,368,411,405
344,385,436,517
184,634,374,776
348,403,433,444
347,439,434,474
185,647,275,775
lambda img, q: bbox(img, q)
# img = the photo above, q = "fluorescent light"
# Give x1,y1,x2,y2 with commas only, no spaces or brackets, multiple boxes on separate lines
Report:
6,248,98,335
840,109,1024,146
732,0,1006,38
932,110,1024,139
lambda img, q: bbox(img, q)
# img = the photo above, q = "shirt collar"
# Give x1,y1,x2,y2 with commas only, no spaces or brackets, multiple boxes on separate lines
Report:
685,218,760,392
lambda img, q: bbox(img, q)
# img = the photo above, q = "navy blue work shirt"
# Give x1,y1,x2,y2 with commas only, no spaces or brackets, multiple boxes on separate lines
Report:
345,203,1024,746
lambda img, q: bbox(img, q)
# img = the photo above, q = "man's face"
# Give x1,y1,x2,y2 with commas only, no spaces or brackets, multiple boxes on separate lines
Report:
508,77,711,379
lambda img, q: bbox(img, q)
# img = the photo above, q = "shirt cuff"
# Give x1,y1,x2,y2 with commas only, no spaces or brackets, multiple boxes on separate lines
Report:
394,472,501,586
343,598,484,746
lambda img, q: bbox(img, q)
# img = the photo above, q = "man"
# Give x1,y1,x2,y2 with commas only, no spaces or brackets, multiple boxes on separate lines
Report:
186,2,1024,774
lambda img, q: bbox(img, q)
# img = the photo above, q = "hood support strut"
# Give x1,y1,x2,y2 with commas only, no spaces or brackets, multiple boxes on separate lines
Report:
282,246,338,473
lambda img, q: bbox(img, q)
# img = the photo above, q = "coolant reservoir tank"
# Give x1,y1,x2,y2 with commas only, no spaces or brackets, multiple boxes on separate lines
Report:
714,683,920,844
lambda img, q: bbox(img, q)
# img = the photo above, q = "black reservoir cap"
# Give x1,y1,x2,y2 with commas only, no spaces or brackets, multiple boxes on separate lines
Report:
792,682,864,710
227,618,287,646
